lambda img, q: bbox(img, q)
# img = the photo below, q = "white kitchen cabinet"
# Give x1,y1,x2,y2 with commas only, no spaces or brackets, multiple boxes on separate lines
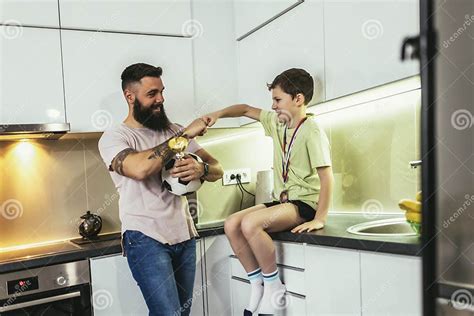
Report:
324,0,419,100
59,0,191,36
0,0,59,27
191,239,205,316
61,30,194,132
202,235,233,315
231,277,251,316
0,27,66,124
190,0,240,128
233,0,300,40
360,252,422,316
236,0,325,126
90,254,148,315
304,244,361,315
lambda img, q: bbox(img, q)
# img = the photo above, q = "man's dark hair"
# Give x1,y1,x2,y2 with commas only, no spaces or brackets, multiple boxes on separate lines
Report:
267,68,314,105
121,63,163,91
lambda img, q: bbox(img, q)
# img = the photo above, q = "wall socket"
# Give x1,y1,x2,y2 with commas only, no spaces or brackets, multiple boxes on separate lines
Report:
222,168,251,186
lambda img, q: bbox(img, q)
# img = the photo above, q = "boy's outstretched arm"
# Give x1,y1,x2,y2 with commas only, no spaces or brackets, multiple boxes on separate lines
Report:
292,166,334,233
202,104,261,126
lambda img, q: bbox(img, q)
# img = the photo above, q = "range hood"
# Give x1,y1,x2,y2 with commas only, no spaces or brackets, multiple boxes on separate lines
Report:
0,123,70,141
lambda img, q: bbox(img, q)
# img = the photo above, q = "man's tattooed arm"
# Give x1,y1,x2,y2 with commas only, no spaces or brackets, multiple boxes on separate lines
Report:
147,127,185,161
109,127,185,178
109,148,137,176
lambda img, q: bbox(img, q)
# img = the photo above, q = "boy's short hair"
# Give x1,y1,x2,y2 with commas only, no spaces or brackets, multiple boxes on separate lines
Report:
121,63,163,91
267,68,314,105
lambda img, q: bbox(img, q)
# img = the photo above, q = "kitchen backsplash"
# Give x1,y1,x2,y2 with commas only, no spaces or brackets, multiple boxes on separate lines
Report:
0,77,421,248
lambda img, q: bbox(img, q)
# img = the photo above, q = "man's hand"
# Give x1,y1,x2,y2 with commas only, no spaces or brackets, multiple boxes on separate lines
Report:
291,219,325,233
170,155,204,181
183,118,208,139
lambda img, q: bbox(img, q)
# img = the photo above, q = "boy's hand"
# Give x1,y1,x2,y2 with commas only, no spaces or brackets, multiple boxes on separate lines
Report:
291,219,325,233
201,112,219,127
184,118,208,138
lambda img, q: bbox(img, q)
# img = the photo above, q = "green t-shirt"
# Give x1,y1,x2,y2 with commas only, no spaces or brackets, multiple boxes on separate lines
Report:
260,110,332,210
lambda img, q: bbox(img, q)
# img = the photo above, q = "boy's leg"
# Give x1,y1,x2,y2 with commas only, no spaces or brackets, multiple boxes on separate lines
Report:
224,204,267,272
123,230,181,316
173,238,197,316
224,204,267,314
240,204,305,315
240,203,304,273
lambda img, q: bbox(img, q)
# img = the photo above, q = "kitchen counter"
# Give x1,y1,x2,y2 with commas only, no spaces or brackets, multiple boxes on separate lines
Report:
0,227,224,274
270,213,421,256
0,213,420,274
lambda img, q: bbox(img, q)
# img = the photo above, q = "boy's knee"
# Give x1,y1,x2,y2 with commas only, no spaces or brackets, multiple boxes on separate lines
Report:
241,215,259,238
224,215,240,236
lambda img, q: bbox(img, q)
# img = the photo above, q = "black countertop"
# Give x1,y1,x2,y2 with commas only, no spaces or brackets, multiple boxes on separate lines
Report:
0,213,420,274
0,227,224,274
271,213,421,256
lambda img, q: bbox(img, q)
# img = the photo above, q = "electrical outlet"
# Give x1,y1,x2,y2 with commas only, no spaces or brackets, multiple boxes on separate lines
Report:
223,168,251,186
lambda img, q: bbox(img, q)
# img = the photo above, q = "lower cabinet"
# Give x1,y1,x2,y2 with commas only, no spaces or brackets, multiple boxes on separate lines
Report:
304,245,361,315
202,235,233,315
89,237,422,316
89,254,148,315
191,239,205,316
360,251,422,316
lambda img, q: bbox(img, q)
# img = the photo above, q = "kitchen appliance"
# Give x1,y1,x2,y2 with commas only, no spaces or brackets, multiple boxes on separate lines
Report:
0,123,70,141
255,169,274,204
78,211,102,238
0,260,92,315
416,0,474,315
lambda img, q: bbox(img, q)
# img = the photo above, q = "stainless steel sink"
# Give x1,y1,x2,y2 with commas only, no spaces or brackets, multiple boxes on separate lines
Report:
346,218,417,237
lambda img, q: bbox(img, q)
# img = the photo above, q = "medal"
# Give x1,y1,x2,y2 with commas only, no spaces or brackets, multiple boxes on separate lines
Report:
280,117,308,203
279,190,289,203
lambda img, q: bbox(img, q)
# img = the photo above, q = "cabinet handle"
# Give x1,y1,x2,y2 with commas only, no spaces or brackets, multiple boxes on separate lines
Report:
0,291,81,312
401,35,420,61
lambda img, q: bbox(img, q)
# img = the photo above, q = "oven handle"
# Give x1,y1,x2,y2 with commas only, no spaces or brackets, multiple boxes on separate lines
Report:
0,291,81,312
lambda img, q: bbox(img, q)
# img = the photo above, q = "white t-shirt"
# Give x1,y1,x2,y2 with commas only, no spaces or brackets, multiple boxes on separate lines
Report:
98,123,201,245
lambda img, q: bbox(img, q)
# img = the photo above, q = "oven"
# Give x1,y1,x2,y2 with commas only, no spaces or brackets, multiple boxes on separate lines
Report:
0,260,91,315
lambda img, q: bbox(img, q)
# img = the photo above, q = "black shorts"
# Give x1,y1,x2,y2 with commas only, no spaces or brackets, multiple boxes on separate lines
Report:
263,200,316,221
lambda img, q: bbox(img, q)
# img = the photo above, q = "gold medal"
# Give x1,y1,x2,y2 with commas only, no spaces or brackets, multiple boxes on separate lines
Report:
279,190,289,203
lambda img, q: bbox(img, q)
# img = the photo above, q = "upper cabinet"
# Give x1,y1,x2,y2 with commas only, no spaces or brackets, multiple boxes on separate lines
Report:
233,0,301,40
236,0,325,125
0,27,66,124
324,0,419,100
0,0,59,27
58,0,192,36
61,31,194,132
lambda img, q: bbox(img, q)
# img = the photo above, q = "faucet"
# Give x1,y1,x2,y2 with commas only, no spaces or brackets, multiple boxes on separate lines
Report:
409,160,422,169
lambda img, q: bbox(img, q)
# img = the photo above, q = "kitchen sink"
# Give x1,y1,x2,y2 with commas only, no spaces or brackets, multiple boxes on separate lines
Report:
346,217,417,237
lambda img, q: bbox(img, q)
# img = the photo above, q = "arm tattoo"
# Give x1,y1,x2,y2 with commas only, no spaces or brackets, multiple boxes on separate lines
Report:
147,127,185,162
110,148,137,175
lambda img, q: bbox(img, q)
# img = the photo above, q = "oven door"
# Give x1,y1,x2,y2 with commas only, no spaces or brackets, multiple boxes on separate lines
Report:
0,284,91,316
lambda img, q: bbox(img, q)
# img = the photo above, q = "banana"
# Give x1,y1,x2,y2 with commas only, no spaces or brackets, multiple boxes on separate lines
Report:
416,191,422,202
405,211,421,223
398,199,421,213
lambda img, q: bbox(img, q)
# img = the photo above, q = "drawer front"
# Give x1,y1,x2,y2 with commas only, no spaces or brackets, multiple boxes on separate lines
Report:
274,241,305,269
230,257,306,296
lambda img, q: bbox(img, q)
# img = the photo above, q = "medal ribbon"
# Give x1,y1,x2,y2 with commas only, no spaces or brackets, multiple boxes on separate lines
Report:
281,117,308,183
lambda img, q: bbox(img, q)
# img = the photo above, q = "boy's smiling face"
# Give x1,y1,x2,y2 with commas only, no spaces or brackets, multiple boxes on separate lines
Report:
270,85,305,126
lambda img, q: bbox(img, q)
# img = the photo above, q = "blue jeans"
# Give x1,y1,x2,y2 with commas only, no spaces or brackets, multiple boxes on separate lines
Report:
123,230,196,316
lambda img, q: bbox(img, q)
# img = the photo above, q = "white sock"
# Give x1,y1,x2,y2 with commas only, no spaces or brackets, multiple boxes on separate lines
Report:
258,269,287,315
246,268,264,313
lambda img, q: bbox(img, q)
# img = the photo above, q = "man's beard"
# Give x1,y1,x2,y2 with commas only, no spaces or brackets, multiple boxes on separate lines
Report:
133,99,171,132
